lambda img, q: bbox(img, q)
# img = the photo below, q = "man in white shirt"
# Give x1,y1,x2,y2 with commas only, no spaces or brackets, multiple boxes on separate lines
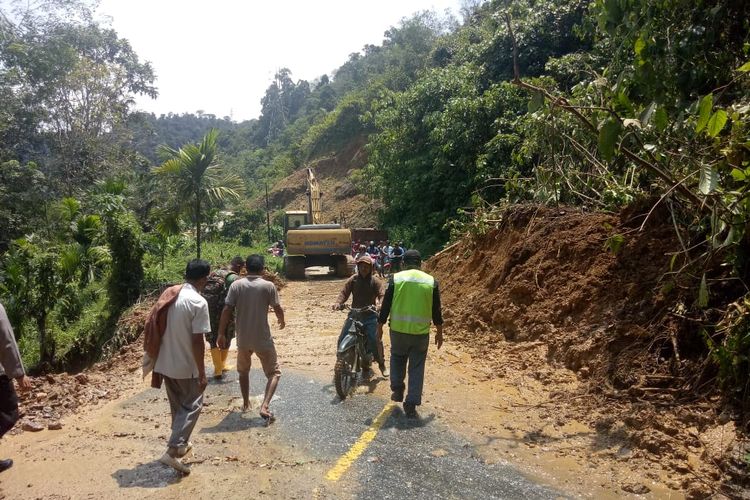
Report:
154,259,211,474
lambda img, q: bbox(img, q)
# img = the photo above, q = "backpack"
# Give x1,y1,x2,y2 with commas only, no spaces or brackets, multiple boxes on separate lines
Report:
201,269,237,333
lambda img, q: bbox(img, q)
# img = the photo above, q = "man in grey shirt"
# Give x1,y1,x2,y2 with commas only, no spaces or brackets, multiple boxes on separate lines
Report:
0,302,31,472
218,254,285,422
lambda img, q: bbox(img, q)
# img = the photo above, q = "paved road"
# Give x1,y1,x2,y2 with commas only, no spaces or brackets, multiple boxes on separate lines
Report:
0,369,566,499
181,368,564,499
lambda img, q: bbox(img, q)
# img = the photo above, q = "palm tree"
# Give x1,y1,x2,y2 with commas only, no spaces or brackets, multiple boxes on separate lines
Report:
153,129,243,258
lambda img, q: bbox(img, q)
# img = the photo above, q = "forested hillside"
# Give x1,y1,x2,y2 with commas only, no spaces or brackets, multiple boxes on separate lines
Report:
1,0,750,493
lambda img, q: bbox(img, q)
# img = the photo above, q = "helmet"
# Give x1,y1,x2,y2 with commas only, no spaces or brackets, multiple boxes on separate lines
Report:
359,244,366,251
403,249,421,264
369,241,374,245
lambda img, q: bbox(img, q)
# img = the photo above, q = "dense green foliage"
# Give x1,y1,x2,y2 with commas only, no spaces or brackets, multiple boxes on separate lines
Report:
105,211,143,310
0,1,259,370
0,1,156,196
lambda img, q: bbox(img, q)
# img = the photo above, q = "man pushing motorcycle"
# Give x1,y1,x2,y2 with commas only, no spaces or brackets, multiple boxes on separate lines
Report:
331,255,388,378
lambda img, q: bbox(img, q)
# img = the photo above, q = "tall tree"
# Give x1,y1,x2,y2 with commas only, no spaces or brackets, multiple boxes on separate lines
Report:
0,0,157,193
153,129,243,258
0,160,48,250
256,68,312,146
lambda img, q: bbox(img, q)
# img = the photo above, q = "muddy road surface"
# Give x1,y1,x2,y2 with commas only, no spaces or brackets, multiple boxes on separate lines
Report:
0,270,671,499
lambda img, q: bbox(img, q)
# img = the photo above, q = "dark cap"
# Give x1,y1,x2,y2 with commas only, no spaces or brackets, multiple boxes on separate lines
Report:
403,249,421,263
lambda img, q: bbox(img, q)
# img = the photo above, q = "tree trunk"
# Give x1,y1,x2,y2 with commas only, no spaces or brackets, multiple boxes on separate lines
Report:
37,312,54,366
196,192,202,259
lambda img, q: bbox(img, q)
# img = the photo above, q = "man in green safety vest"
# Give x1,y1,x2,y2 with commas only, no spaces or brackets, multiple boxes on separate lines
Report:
377,249,444,418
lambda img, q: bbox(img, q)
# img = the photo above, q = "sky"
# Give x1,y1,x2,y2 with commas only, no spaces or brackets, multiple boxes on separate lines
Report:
96,0,464,122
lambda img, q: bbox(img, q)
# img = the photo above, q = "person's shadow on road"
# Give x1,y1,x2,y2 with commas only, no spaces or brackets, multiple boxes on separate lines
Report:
200,409,270,433
112,461,183,488
382,406,436,430
324,375,386,404
360,375,384,394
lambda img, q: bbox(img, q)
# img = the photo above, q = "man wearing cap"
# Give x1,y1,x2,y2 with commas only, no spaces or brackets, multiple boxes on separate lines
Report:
332,254,387,377
154,259,212,474
377,249,444,418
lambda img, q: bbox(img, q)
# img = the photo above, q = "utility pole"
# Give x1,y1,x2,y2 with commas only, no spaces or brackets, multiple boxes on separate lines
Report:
265,183,271,243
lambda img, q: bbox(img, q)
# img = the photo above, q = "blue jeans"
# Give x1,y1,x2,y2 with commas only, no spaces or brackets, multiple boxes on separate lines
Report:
389,331,429,406
338,312,378,366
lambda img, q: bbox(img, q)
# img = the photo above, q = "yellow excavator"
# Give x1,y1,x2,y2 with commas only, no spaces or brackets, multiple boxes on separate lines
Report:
283,168,353,279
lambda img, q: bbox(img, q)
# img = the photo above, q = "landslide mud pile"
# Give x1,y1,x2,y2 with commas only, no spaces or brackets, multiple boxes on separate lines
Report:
16,332,144,434
427,204,747,497
428,204,683,386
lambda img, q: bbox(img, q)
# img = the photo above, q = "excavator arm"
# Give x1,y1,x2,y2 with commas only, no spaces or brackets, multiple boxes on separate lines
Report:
306,167,322,225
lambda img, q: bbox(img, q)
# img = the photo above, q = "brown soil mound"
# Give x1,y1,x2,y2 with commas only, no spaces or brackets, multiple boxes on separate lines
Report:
262,269,286,289
428,205,681,384
16,331,144,434
426,204,747,498
17,295,171,432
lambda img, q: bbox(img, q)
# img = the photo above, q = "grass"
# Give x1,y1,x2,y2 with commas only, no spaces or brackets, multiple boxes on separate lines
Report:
143,239,283,288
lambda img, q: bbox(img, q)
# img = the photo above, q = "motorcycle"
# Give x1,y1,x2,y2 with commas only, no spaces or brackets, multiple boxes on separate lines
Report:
267,244,284,257
377,253,391,278
334,305,377,400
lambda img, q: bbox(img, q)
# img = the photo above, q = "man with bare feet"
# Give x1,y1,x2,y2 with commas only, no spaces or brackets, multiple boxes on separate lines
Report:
218,254,285,423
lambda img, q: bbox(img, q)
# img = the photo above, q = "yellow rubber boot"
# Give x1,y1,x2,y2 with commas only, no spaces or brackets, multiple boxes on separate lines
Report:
220,349,233,372
210,348,223,379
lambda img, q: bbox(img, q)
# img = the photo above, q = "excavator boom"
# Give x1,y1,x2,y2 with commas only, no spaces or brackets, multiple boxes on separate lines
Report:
306,168,322,225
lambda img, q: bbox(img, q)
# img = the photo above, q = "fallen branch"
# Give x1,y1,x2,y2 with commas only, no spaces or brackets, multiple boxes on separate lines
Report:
431,240,462,260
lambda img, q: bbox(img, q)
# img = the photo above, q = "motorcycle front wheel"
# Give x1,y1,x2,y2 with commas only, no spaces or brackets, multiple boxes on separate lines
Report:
334,347,358,400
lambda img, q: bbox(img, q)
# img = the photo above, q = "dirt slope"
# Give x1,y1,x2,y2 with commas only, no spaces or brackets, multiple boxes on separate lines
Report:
426,204,747,498
257,137,381,228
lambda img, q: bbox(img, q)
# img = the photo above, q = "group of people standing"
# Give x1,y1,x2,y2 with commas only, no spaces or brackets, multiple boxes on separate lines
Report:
352,240,406,276
146,247,443,474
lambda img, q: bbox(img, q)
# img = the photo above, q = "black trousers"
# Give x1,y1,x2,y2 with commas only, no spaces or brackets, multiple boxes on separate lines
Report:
0,375,19,438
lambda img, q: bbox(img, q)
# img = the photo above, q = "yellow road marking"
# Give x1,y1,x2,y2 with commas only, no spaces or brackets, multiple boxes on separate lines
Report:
325,401,396,481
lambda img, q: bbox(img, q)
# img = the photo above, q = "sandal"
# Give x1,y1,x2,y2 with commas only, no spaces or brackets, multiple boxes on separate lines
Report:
259,407,275,425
